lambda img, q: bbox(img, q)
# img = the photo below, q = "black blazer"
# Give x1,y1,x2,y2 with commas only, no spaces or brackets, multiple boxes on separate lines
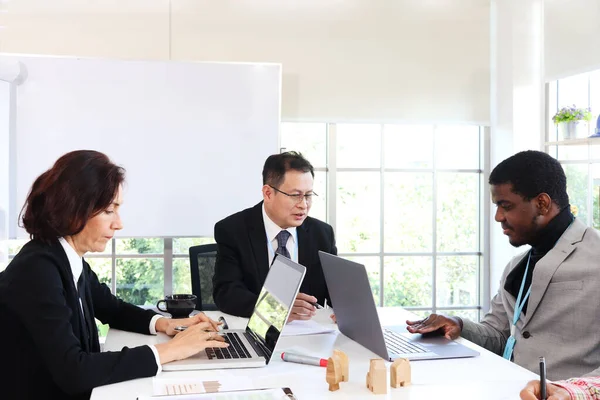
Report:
0,240,159,400
212,202,337,317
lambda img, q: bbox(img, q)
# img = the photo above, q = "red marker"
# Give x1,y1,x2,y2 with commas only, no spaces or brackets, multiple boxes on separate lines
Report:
281,352,328,367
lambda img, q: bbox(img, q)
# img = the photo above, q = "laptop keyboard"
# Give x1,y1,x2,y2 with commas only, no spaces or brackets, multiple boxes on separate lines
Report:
205,332,252,360
383,328,428,355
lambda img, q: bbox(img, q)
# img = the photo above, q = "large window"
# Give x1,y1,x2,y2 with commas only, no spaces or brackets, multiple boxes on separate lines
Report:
6,122,486,331
547,70,600,229
282,123,485,320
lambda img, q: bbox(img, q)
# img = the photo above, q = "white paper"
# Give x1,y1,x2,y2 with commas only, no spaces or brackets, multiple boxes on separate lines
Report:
138,387,294,400
153,375,253,396
281,319,337,336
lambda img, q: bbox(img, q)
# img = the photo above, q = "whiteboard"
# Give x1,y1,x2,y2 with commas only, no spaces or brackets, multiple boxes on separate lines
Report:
3,55,281,238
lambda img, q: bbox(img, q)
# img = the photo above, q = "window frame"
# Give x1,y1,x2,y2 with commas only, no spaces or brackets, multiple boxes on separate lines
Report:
545,74,600,230
324,123,485,317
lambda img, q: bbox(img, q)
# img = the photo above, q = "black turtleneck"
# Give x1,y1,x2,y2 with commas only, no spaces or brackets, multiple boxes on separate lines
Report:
503,206,574,314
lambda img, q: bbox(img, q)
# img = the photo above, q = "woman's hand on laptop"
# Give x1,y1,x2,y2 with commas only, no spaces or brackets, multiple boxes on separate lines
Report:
405,313,462,340
287,293,318,323
157,313,222,336
155,322,229,364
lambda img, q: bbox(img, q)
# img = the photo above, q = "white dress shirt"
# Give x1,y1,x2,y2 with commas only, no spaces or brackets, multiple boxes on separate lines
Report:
262,204,298,266
58,238,163,374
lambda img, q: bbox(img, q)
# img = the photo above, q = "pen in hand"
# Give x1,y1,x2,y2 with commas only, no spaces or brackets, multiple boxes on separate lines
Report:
310,302,323,310
539,356,547,400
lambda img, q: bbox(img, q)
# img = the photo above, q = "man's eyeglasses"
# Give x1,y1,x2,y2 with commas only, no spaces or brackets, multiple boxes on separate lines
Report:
269,185,318,204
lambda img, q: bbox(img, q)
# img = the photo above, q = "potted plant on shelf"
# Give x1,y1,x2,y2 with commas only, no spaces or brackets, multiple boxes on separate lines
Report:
552,105,592,140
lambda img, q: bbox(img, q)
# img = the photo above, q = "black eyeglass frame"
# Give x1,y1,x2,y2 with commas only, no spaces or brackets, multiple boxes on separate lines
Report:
268,185,318,203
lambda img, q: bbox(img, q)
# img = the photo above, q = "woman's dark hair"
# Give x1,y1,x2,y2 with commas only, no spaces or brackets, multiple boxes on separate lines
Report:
20,150,125,243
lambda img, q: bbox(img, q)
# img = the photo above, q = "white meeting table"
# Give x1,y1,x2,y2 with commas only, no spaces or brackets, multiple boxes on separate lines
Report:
92,308,537,399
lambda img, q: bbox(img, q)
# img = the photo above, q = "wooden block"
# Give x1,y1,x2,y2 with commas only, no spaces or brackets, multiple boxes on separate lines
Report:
326,355,342,392
333,349,349,382
390,358,411,388
366,358,387,394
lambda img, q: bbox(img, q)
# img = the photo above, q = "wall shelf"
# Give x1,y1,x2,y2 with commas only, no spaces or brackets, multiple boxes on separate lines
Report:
546,136,600,146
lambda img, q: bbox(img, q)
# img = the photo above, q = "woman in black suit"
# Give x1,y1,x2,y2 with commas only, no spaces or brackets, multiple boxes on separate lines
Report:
0,150,229,400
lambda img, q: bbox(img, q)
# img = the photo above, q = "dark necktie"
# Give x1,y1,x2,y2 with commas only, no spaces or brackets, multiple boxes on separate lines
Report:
275,230,291,259
77,271,93,350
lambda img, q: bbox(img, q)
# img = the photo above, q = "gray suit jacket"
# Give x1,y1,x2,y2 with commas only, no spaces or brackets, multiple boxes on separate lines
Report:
461,219,600,380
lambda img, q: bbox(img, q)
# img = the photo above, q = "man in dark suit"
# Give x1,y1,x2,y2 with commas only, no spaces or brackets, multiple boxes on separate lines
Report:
213,151,337,319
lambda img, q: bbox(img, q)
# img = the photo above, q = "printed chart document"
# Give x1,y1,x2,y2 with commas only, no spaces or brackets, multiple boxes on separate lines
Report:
281,319,336,336
153,376,253,396
137,387,296,400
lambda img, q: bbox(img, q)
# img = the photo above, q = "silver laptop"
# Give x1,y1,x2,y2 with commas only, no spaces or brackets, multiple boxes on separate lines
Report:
163,255,306,371
319,252,479,361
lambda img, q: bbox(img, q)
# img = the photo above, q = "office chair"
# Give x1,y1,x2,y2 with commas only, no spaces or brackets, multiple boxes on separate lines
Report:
189,243,218,311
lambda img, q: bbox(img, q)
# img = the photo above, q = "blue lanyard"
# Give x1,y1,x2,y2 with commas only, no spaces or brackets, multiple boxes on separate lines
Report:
513,252,533,327
503,252,532,360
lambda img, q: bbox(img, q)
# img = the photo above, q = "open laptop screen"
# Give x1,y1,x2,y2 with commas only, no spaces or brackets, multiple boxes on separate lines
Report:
246,255,305,356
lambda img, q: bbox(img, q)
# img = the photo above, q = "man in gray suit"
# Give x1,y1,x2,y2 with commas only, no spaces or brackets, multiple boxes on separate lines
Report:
406,150,600,381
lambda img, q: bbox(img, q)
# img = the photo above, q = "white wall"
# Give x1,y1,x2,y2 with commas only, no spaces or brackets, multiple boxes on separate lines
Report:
487,0,545,298
0,81,9,269
0,1,170,60
0,0,491,123
545,0,600,80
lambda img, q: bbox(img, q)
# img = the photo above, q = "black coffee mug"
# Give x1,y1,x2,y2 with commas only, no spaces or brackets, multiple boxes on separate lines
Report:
156,294,197,319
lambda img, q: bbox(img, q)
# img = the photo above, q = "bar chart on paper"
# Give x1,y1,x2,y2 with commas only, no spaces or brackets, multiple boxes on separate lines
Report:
164,381,217,395
154,376,253,395
139,387,295,400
